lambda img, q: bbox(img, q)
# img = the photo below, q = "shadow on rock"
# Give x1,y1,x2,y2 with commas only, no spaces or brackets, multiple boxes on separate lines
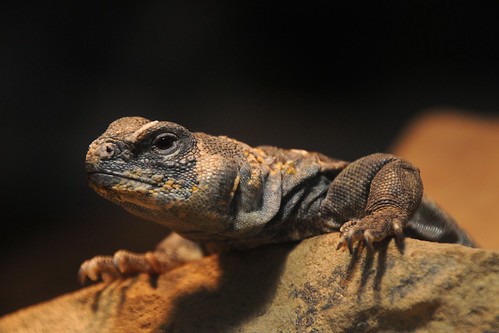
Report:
159,242,295,332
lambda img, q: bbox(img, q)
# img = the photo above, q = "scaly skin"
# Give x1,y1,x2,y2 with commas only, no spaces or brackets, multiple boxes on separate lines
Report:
79,117,475,283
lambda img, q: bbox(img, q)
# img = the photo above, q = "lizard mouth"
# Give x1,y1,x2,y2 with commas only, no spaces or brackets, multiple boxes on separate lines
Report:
87,171,159,187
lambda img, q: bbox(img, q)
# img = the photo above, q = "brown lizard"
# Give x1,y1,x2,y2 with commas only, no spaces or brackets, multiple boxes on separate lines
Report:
79,117,475,282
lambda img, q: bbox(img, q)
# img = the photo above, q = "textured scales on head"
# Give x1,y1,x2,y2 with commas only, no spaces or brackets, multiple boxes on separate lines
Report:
86,117,204,231
103,117,152,137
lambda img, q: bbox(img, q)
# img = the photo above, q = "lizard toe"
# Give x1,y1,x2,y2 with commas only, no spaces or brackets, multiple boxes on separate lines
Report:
364,230,375,252
78,256,120,284
392,219,405,246
337,226,363,253
113,250,154,275
337,210,407,254
336,235,348,252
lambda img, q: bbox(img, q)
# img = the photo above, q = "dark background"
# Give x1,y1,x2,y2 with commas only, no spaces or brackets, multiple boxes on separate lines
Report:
1,2,498,315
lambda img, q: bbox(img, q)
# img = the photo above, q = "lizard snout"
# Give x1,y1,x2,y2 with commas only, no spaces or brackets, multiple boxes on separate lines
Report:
96,142,117,159
85,141,121,172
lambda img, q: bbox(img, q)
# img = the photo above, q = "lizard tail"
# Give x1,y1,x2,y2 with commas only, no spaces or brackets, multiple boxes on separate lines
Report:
405,197,476,247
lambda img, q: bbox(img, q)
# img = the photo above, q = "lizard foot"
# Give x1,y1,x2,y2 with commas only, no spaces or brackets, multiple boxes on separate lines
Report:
336,211,404,253
78,250,160,284
78,233,205,284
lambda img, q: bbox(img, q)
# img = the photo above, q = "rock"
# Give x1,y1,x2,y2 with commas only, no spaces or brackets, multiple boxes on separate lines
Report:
1,233,498,332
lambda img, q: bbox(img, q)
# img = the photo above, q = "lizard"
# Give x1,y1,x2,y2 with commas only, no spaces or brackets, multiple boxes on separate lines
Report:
79,116,475,282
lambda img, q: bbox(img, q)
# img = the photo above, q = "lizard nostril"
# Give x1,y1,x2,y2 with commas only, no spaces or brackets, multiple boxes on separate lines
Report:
97,142,117,159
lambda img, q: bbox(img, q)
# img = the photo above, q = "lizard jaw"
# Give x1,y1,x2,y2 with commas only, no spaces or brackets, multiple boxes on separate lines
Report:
87,171,159,187
87,172,160,208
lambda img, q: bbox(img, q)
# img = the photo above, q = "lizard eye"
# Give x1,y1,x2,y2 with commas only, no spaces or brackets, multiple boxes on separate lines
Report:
152,133,178,154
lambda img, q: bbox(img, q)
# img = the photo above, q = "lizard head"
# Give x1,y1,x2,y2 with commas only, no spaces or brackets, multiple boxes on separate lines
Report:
86,116,283,242
85,116,234,237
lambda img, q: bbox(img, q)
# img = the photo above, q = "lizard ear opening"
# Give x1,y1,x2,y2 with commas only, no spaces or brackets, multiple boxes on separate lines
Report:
152,133,179,155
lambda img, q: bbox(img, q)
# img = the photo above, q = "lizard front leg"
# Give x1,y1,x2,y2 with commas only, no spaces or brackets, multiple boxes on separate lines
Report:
78,233,203,283
321,153,423,252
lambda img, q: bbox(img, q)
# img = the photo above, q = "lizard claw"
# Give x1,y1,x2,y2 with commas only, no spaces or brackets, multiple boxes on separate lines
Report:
392,219,404,247
347,237,354,254
336,235,349,252
78,256,120,284
77,246,183,284
78,251,151,284
363,230,375,252
113,250,154,274
336,229,375,253
336,220,363,253
336,211,407,254
78,264,89,284
336,229,356,254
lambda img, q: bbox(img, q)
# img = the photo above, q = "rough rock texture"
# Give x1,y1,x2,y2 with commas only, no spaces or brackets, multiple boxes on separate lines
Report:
1,234,498,333
393,110,499,249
